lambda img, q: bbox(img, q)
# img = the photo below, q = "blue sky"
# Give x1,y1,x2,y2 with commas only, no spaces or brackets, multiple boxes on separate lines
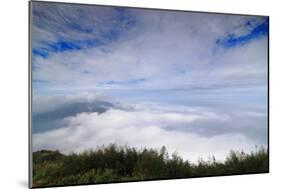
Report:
32,2,268,162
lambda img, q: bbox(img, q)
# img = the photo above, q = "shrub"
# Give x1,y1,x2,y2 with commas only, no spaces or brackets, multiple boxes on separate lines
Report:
33,145,268,187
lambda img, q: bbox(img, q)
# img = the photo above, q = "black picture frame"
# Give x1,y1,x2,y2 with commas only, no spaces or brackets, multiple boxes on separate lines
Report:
29,1,269,188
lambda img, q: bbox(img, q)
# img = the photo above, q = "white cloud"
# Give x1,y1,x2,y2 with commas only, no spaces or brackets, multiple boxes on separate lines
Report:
32,5,268,93
33,104,264,163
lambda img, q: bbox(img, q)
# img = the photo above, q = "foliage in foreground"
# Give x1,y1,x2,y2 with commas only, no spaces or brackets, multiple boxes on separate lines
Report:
33,145,268,187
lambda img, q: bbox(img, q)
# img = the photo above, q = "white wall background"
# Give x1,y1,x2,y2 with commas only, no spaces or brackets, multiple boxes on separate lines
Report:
0,0,279,188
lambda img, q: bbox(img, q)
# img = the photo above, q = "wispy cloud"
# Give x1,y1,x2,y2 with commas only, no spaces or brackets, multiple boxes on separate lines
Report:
32,3,136,58
216,18,268,47
32,3,268,93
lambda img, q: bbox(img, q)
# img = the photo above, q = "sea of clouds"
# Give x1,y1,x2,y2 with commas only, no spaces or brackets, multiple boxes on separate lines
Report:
32,93,267,163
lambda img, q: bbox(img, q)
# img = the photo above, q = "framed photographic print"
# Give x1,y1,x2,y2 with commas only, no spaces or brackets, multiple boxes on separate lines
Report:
29,1,269,188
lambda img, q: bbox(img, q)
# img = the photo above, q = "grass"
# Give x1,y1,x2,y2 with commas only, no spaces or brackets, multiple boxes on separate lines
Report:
32,144,268,187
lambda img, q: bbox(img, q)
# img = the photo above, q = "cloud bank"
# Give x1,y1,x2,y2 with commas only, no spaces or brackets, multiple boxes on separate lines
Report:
33,94,267,163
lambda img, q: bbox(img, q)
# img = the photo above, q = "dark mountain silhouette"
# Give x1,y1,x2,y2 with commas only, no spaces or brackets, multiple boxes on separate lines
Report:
32,100,114,133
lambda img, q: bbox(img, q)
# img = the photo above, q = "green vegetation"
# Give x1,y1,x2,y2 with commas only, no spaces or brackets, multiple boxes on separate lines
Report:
33,144,268,187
